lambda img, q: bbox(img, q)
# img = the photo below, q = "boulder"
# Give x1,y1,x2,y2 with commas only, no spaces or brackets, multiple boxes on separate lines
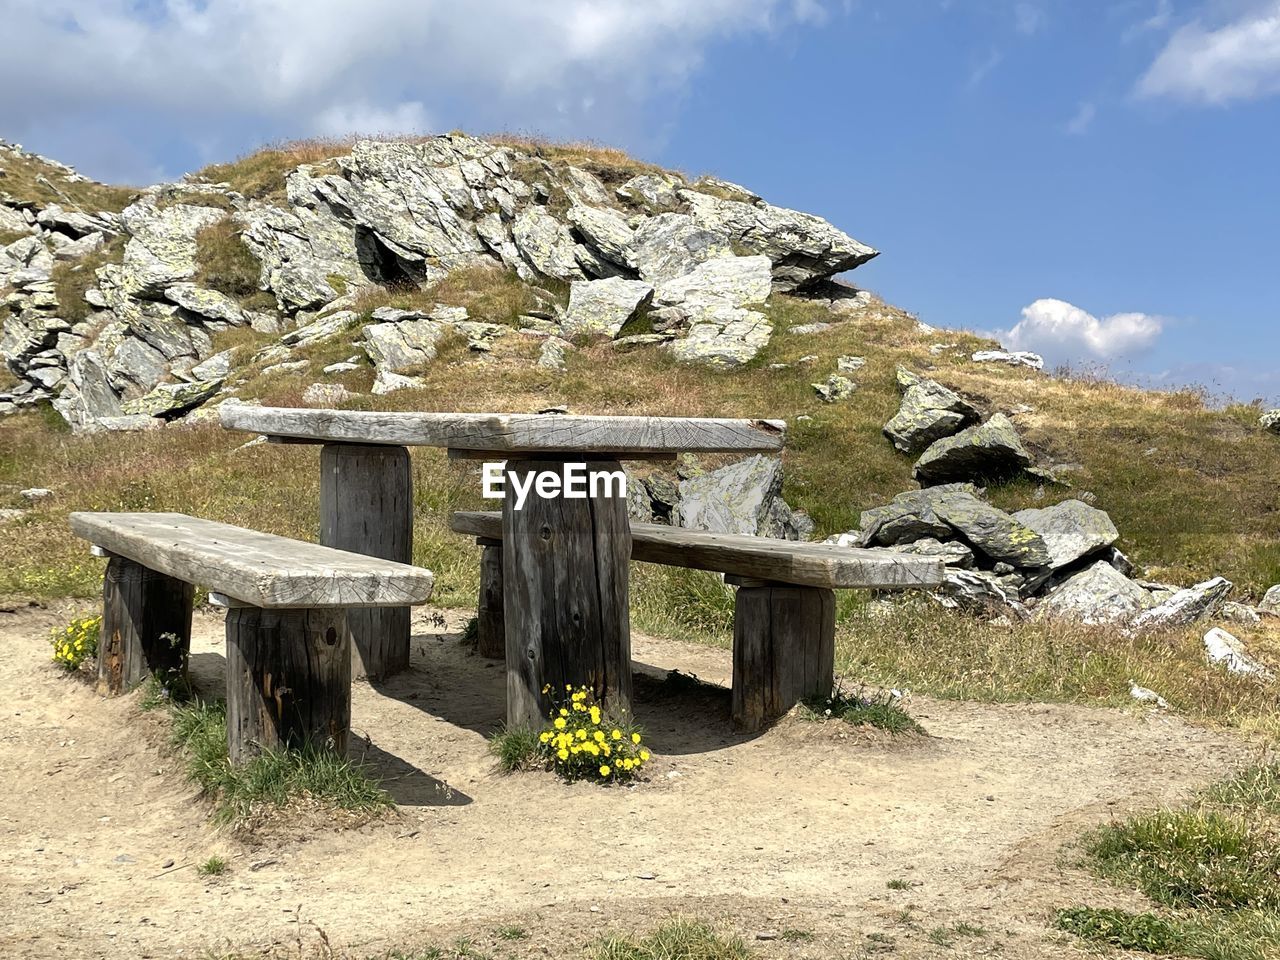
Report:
667,307,772,369
561,278,653,338
913,414,1034,486
1260,585,1280,617
674,455,804,539
512,206,582,281
164,283,247,326
972,350,1044,370
1132,577,1233,631
361,316,448,373
372,370,425,395
857,495,955,547
679,189,878,291
566,204,635,267
302,382,354,407
120,378,223,419
1220,602,1261,625
926,489,1051,568
189,349,238,381
812,374,857,403
881,537,974,568
1036,561,1155,625
652,255,773,313
117,200,226,297
883,369,980,454
616,173,684,211
935,570,1029,617
629,214,731,283
1203,627,1273,679
537,336,571,371
1012,500,1119,570
282,310,358,347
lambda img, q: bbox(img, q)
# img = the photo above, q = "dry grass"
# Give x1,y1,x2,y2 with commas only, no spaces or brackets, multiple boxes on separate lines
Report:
0,146,136,212
4,272,1279,735
485,132,668,186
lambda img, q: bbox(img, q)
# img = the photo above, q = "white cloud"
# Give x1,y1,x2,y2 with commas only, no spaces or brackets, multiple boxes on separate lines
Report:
1001,298,1164,362
1064,101,1096,134
0,0,820,181
1137,1,1280,103
967,48,1004,87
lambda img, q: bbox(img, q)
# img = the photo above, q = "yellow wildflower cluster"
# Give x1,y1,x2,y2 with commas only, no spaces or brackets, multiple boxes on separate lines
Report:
537,684,651,784
51,614,101,671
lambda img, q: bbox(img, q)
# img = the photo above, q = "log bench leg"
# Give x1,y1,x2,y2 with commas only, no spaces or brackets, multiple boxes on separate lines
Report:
502,457,633,729
729,577,835,732
98,555,194,697
320,443,413,680
475,538,505,660
224,606,351,765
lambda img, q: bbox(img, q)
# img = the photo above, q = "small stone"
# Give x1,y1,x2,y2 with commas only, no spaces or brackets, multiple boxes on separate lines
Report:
971,350,1044,370
301,383,353,407
812,374,857,403
19,488,53,503
1260,585,1280,617
837,355,865,372
1204,627,1273,679
1132,577,1233,631
1259,410,1280,434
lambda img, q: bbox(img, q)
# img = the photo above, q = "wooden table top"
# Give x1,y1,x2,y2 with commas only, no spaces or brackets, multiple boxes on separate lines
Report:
220,407,786,457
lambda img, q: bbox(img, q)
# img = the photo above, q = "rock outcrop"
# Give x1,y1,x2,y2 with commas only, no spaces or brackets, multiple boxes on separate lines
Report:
2,134,881,425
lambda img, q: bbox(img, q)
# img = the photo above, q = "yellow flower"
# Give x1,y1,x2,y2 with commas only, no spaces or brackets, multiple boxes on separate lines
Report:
639,750,650,761
553,717,567,730
539,732,551,744
599,765,611,777
576,729,587,740
632,732,642,743
589,706,601,724
559,708,569,717
602,744,611,756
593,730,605,742
557,749,569,761
611,728,622,740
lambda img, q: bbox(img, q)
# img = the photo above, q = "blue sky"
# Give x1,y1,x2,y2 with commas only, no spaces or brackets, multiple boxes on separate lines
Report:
2,0,1277,403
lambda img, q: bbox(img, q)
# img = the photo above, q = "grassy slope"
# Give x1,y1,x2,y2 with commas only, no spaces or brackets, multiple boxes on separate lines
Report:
0,146,136,212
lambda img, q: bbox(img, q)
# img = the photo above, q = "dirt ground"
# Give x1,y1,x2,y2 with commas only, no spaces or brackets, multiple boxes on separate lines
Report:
0,601,1250,960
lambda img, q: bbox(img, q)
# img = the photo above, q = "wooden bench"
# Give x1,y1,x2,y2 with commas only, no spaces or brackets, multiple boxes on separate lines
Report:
450,511,943,730
69,512,435,763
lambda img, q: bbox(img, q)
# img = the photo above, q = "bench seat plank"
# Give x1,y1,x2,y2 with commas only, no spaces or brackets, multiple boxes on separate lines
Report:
449,511,943,591
70,512,435,609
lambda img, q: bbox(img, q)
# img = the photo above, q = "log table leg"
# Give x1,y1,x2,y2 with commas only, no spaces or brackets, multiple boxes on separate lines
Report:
320,443,413,680
475,537,506,660
729,576,835,732
224,606,351,764
98,555,194,696
502,457,633,728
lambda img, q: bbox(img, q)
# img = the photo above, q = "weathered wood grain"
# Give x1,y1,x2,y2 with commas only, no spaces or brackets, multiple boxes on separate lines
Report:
98,556,194,696
450,511,944,591
731,583,835,731
320,444,413,678
475,539,505,660
69,512,435,609
220,407,786,455
502,458,633,728
224,607,351,763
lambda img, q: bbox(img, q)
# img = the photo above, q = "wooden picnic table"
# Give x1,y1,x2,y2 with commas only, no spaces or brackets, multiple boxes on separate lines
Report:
220,407,786,726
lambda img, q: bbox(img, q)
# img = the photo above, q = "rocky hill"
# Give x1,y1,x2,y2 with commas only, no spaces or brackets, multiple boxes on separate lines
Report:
2,134,1279,639
0,134,878,429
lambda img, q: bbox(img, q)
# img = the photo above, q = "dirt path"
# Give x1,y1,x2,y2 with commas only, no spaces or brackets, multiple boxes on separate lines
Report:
0,602,1247,959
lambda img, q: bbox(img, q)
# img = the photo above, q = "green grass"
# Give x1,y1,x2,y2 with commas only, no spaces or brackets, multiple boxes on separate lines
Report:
193,218,275,309
591,920,753,960
487,725,543,774
196,854,228,877
801,683,923,734
165,697,391,823
50,235,126,323
1059,761,1280,959
886,879,912,890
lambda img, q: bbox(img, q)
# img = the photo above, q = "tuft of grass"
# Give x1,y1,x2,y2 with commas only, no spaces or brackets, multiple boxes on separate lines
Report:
194,139,351,202
1056,907,1280,960
494,926,526,941
487,725,543,774
886,879,912,890
166,697,391,823
1207,761,1280,813
1055,908,1179,953
591,920,753,960
801,683,923,734
192,219,272,308
1087,809,1280,911
196,855,228,877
